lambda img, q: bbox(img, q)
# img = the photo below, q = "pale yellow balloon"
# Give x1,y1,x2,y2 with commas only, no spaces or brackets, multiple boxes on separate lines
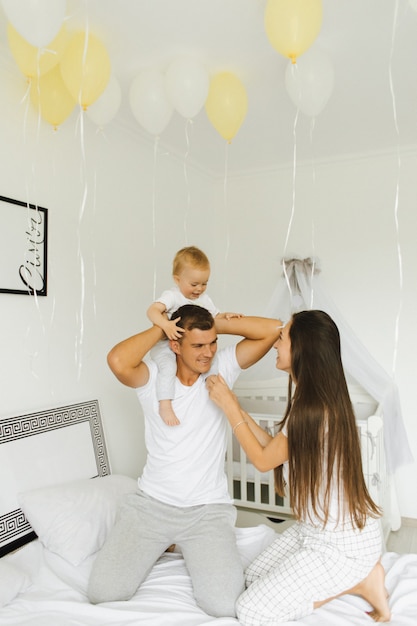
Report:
205,72,248,143
264,0,323,62
7,22,69,79
60,31,111,110
30,64,76,129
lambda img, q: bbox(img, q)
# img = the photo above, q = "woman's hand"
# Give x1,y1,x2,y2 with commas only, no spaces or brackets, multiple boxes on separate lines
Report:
216,312,244,320
206,374,239,411
207,374,287,471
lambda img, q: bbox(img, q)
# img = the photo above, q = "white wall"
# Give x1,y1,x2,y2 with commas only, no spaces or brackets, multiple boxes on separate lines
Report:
0,70,216,480
211,152,417,518
1,63,416,518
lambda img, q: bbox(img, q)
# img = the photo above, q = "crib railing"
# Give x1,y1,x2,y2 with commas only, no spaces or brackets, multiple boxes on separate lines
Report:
226,412,390,535
226,414,292,517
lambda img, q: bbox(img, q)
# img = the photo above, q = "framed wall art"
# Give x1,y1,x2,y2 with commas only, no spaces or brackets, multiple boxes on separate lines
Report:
0,195,48,296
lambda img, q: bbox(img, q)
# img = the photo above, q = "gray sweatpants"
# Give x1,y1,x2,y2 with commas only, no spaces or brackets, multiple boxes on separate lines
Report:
87,489,244,617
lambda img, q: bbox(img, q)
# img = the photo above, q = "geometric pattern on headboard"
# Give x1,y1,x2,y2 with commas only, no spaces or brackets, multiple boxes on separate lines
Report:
0,399,110,475
0,399,110,556
0,508,32,548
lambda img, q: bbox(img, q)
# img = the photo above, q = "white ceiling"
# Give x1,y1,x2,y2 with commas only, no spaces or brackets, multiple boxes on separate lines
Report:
1,0,417,175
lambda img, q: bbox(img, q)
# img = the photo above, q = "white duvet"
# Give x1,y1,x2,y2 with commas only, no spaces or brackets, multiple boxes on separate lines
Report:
1,525,416,626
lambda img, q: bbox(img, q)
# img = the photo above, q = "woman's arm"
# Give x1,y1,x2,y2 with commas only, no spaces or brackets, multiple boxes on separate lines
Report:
214,315,284,370
235,407,273,448
207,375,288,472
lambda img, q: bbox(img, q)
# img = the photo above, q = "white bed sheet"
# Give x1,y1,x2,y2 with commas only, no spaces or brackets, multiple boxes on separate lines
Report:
1,525,416,626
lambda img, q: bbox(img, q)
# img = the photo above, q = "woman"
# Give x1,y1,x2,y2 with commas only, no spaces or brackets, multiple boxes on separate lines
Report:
207,310,390,624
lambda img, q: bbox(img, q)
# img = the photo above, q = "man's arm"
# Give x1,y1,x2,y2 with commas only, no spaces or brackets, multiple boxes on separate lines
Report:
214,316,283,370
107,325,164,388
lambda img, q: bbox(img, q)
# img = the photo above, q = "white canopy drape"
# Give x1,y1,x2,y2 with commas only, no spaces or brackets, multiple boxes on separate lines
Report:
251,257,413,474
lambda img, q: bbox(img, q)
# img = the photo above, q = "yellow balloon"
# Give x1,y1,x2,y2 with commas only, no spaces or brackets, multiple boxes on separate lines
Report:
205,72,248,142
264,0,323,62
7,22,69,79
60,31,111,110
30,64,76,129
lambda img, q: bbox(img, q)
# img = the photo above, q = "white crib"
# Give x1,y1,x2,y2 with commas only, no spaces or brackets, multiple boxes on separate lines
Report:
227,377,400,543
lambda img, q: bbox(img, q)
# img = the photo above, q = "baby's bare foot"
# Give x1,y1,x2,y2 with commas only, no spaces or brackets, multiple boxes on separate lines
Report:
159,400,180,426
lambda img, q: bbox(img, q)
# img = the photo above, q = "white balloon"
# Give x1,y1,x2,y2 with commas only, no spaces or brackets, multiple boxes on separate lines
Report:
129,69,173,136
285,49,334,117
165,57,209,119
2,0,66,48
87,75,122,127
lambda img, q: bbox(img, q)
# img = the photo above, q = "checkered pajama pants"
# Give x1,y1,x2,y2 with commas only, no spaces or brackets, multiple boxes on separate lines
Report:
236,517,382,625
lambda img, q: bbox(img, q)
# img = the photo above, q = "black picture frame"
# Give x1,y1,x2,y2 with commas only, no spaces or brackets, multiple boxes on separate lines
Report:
0,195,48,296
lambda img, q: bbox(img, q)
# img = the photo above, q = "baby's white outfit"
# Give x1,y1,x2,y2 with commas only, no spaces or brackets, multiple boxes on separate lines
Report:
151,286,220,402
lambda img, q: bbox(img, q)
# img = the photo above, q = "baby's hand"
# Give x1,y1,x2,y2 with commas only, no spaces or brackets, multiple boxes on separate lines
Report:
221,312,244,320
163,318,185,340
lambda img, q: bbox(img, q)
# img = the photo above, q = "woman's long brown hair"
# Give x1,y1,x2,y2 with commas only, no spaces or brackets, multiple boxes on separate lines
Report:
274,310,381,529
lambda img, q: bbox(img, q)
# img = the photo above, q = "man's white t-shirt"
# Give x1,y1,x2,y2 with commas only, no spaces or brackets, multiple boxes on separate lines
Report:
135,345,241,507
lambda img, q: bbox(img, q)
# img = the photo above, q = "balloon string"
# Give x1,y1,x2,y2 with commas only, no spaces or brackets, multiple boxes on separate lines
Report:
152,136,159,301
389,0,403,377
76,255,86,381
73,1,92,379
282,109,299,302
75,108,88,380
222,140,230,295
19,79,31,105
20,80,33,144
91,168,98,320
79,5,90,108
36,47,41,80
183,119,193,243
46,135,58,384
24,179,45,376
78,110,88,221
95,125,111,142
291,62,301,106
21,83,45,382
391,176,402,378
308,116,318,310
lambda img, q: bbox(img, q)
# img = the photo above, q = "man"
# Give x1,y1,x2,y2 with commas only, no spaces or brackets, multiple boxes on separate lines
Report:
88,305,282,617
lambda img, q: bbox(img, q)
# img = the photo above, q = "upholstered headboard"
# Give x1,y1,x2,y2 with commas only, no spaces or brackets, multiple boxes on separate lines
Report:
0,400,109,556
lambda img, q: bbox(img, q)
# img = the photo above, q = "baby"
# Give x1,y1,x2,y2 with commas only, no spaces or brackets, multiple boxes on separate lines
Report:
147,246,242,425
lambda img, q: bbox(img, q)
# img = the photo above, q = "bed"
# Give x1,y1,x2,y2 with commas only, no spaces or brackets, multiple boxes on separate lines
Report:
1,398,416,626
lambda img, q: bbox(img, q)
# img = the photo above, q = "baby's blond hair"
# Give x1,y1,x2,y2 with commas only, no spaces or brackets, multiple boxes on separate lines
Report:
172,246,210,276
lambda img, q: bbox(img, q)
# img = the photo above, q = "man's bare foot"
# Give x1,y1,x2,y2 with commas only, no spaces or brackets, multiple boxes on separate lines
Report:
159,400,180,426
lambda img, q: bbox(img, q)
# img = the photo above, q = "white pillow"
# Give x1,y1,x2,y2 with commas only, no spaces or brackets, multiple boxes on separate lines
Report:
18,474,137,566
235,524,276,569
0,561,30,607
